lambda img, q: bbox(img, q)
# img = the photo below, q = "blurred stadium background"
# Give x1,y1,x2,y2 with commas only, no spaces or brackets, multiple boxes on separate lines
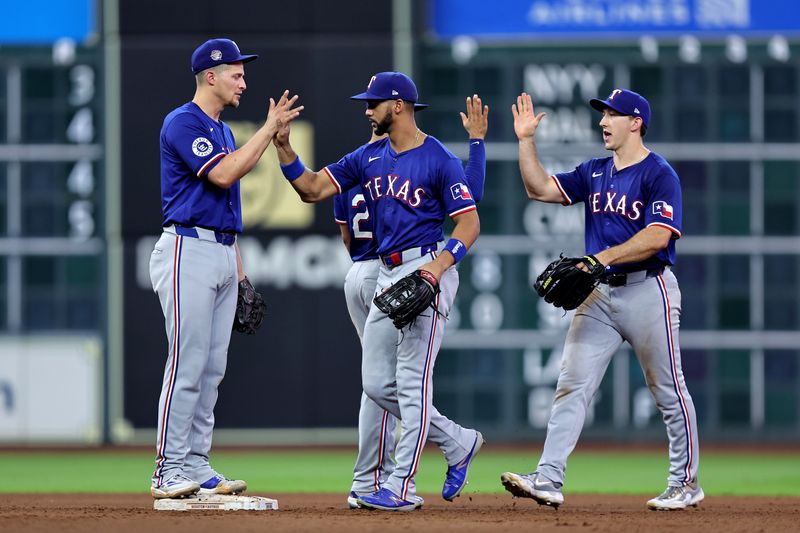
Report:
0,0,799,452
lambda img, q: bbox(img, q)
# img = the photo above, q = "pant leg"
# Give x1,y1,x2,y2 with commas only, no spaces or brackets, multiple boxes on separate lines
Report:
537,287,624,485
346,260,397,493
184,243,238,483
616,270,700,486
149,233,222,484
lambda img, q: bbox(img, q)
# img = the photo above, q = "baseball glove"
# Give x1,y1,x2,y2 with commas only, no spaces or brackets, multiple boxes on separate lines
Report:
534,254,605,310
374,269,440,329
232,277,266,334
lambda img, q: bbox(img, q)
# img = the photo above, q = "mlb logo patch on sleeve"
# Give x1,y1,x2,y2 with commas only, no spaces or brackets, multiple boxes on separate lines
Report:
652,200,673,220
451,183,472,200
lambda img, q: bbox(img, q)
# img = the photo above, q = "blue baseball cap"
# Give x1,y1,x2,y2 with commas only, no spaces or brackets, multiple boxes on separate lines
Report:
191,38,258,75
590,89,651,128
350,72,429,110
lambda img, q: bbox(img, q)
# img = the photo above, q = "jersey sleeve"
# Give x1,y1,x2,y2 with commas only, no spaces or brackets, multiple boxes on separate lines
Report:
464,139,486,202
644,168,683,238
440,157,477,218
164,112,227,177
332,192,347,225
322,146,366,195
552,161,592,205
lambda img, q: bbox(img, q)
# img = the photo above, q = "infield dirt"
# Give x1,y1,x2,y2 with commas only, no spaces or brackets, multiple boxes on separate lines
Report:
1,493,798,532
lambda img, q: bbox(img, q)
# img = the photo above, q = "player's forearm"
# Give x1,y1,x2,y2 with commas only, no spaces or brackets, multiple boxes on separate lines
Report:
595,226,672,266
450,211,480,251
276,143,337,203
207,127,272,188
518,138,557,202
464,140,486,202
426,211,480,277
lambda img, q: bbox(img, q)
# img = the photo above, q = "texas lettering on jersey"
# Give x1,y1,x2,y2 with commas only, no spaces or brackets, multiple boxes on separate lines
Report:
364,174,425,207
589,191,644,220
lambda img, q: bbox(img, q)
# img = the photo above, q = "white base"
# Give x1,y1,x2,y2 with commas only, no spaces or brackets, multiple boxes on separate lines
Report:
153,494,279,511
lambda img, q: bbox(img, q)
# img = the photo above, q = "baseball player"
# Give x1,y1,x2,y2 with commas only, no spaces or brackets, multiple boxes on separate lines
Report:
275,72,484,511
500,89,702,511
337,95,489,509
149,38,301,499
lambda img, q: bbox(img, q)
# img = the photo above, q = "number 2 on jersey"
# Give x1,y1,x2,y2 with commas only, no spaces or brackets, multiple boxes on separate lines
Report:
351,193,373,240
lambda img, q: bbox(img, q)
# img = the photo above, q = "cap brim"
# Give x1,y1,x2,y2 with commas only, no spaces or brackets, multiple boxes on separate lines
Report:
590,98,626,115
350,91,373,101
349,93,429,110
238,54,258,64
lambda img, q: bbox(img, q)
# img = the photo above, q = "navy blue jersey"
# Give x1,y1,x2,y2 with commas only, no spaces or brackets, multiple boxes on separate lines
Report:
325,136,476,256
332,137,485,260
159,102,242,233
552,151,681,273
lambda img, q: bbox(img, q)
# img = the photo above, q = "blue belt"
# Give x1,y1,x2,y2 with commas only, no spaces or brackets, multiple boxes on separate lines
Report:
381,243,438,268
172,225,236,246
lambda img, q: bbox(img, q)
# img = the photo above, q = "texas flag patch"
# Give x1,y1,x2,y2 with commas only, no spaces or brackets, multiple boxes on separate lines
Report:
451,183,472,200
652,200,673,220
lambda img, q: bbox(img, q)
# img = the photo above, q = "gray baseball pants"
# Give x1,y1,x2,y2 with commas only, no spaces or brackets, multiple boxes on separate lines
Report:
149,227,237,486
359,250,478,500
537,268,700,488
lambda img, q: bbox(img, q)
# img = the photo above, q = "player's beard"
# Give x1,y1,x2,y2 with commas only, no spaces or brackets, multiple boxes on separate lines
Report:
372,113,393,136
227,94,241,109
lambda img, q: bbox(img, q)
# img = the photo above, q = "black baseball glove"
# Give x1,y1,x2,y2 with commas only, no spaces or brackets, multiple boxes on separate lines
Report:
374,269,440,329
533,254,605,310
232,277,266,334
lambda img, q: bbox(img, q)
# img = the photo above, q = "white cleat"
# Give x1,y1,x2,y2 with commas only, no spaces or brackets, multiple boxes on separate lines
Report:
151,474,201,499
501,472,564,508
647,482,704,510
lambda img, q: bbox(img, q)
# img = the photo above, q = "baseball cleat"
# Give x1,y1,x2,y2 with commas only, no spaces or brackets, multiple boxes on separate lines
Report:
198,474,247,495
500,471,564,508
349,490,424,509
442,431,484,501
356,488,418,511
348,490,366,509
647,482,704,510
150,474,201,499
408,494,425,509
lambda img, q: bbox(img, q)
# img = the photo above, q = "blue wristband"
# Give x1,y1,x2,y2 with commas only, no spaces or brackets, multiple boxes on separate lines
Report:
280,156,305,181
444,238,467,263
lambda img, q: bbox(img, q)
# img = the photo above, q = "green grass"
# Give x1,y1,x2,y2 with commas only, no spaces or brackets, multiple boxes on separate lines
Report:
0,449,797,496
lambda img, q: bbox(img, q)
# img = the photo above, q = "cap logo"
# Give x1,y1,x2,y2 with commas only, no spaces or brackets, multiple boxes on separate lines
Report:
634,107,640,114
210,50,222,61
367,75,376,89
391,90,399,96
609,89,623,99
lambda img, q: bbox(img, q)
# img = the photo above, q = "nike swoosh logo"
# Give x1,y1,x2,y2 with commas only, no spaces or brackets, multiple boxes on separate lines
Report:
592,171,603,177
471,141,480,145
368,156,381,163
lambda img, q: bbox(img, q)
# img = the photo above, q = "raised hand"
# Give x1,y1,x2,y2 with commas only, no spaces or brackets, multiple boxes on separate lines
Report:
265,90,303,141
511,92,546,141
460,94,488,140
